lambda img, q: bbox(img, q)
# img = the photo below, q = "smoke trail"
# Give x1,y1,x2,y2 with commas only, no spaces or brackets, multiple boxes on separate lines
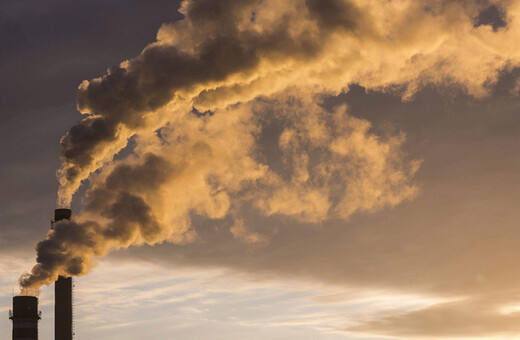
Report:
20,0,520,288
56,0,520,206
21,92,420,288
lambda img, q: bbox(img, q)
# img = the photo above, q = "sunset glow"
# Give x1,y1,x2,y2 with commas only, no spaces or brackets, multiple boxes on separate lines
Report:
2,0,520,339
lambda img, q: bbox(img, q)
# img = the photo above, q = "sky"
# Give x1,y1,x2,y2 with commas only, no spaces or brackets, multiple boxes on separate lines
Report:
1,0,520,339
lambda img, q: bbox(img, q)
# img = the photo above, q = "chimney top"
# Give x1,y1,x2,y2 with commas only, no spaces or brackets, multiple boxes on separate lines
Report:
54,209,71,222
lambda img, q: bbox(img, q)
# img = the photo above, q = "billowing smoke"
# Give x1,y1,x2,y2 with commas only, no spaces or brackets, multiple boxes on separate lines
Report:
20,0,520,288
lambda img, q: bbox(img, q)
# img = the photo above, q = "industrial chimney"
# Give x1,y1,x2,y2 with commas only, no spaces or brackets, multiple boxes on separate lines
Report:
9,295,42,340
53,208,73,340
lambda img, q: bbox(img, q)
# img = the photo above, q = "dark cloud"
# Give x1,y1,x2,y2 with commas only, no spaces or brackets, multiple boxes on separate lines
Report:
305,0,359,31
20,191,162,288
19,219,101,287
60,0,367,202
0,0,183,251
105,153,172,191
182,0,258,25
61,117,118,172
76,39,260,122
103,193,162,244
475,5,507,31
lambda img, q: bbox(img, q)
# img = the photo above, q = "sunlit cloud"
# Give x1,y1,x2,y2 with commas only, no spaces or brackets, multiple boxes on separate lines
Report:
8,0,520,339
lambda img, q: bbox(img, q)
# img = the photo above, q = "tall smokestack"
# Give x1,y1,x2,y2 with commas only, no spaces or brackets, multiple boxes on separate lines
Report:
53,208,73,340
9,295,41,340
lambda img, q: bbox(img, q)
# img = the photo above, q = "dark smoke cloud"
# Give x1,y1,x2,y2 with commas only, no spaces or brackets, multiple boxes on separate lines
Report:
23,0,520,303
20,191,161,287
57,0,512,206
305,0,359,31
84,153,173,212
57,0,363,205
22,152,184,287
19,220,100,287
60,116,117,177
22,91,420,288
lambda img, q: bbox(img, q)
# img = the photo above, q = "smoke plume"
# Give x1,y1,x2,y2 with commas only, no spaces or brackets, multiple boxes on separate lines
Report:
20,0,520,288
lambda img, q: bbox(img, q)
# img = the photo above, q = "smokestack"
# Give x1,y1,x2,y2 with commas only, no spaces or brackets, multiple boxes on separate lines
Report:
53,208,73,340
9,295,41,340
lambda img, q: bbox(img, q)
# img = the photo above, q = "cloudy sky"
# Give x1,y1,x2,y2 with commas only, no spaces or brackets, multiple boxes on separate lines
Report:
2,0,520,339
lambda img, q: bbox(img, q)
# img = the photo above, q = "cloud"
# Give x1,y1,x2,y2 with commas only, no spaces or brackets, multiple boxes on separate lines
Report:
124,152,520,339
18,1,520,337
56,0,520,206
348,297,520,338
66,257,412,339
21,91,418,288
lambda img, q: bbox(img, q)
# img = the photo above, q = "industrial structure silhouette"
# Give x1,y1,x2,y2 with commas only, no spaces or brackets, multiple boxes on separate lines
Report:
9,209,74,340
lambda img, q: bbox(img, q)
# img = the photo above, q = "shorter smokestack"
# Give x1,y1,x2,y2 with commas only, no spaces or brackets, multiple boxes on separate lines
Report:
9,295,41,340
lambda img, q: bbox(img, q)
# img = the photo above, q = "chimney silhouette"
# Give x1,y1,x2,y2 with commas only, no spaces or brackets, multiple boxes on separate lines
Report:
53,208,73,340
9,295,41,340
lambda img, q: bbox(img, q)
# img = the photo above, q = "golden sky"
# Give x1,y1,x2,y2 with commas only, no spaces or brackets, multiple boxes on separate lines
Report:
2,0,520,338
